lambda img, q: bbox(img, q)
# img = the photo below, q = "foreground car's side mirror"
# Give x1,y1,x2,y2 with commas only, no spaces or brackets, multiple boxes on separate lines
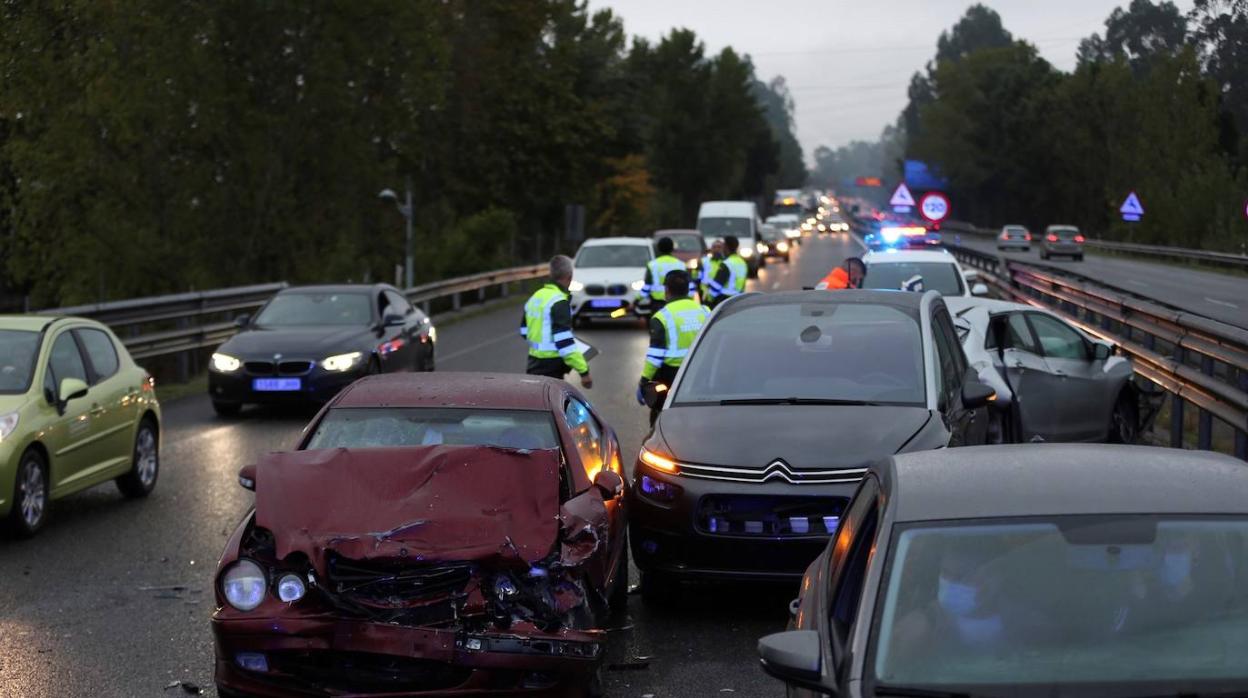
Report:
238,464,257,491
758,631,833,694
962,380,997,410
593,469,624,499
641,381,668,410
1092,343,1112,361
58,377,89,408
234,314,250,329
971,282,989,296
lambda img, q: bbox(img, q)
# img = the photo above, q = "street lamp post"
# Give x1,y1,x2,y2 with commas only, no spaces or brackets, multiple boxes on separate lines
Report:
378,177,414,289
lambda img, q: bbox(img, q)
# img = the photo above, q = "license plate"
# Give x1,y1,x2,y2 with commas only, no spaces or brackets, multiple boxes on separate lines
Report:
591,299,623,308
253,378,301,392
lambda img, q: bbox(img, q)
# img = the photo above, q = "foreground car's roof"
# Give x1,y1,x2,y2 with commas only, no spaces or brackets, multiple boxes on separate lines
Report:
943,296,1032,315
726,289,927,312
332,372,558,410
887,444,1248,522
0,315,63,331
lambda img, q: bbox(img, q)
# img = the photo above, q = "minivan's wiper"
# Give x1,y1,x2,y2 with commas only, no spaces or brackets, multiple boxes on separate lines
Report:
718,397,882,406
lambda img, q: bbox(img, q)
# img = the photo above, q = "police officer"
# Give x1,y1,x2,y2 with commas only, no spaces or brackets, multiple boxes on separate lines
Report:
520,255,592,388
639,237,687,312
698,238,723,304
638,269,709,426
705,235,748,309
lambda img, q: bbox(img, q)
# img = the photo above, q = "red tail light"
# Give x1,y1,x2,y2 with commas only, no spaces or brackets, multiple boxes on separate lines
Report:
378,338,407,355
1074,235,1085,243
1024,232,1032,241
1046,234,1058,242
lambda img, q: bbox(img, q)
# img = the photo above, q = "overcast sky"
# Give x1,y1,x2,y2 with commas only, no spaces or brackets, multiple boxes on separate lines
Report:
588,0,1194,158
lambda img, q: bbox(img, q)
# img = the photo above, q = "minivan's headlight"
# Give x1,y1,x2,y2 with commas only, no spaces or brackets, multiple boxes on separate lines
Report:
321,351,363,372
211,353,242,373
222,559,266,611
569,280,585,292
0,411,18,441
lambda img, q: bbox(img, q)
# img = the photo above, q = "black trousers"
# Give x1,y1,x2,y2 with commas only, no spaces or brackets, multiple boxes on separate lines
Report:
527,356,569,379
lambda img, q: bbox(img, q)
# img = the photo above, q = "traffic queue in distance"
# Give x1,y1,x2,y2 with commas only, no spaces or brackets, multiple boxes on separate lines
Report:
4,189,1222,695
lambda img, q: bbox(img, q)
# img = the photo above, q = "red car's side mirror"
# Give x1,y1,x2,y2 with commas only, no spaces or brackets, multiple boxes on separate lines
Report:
593,469,624,499
238,464,257,491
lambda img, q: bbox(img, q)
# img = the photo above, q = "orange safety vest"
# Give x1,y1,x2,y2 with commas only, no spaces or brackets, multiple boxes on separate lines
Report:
817,266,851,290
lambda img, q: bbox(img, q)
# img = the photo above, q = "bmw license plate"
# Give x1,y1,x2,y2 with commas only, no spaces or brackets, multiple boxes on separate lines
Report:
591,299,623,308
253,378,301,392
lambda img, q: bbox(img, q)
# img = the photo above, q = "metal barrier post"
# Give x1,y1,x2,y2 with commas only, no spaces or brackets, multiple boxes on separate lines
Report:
452,292,461,311
1171,347,1186,448
1198,355,1214,450
1238,370,1248,460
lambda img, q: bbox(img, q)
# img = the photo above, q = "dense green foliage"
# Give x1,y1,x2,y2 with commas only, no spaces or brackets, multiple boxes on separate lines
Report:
0,2,799,307
811,1,1248,250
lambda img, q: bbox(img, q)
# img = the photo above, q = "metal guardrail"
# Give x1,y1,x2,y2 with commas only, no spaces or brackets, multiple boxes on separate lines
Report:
949,243,1248,460
34,264,549,379
942,221,1248,270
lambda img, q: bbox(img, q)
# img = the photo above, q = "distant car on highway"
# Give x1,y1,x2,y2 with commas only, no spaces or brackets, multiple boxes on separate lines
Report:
0,315,161,536
862,249,987,297
1042,224,1085,260
947,296,1157,444
212,373,628,697
208,284,436,416
997,224,1032,252
653,228,705,272
629,290,995,598
765,214,803,242
569,237,653,323
697,200,763,278
759,444,1248,698
758,223,791,262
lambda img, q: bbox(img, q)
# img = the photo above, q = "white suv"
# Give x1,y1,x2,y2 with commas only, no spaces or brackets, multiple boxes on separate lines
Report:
862,248,987,297
569,237,654,323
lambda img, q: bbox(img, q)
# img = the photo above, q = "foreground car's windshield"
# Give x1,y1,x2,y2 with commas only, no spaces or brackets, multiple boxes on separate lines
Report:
0,329,40,394
306,407,559,450
865,262,965,296
874,516,1248,694
254,293,372,327
673,302,925,406
575,245,650,269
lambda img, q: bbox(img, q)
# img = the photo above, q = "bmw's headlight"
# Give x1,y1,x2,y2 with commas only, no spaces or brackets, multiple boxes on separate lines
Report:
222,559,267,611
631,279,645,291
276,573,306,603
211,353,242,373
321,351,363,372
569,280,585,292
0,411,18,441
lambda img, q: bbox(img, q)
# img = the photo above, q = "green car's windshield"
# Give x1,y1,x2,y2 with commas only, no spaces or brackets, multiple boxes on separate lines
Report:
254,292,372,327
873,516,1248,695
0,329,41,394
305,407,560,451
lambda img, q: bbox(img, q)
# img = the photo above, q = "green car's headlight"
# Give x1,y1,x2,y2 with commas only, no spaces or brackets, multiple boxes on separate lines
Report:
0,412,18,441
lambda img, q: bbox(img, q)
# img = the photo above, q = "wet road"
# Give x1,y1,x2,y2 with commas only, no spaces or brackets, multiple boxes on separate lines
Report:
0,233,864,698
950,234,1248,328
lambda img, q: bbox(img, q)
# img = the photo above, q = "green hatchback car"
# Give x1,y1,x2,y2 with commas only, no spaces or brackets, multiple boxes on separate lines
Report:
0,315,161,537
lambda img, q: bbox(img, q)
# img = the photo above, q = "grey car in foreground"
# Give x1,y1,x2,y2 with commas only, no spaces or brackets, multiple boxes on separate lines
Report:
945,296,1160,444
760,444,1248,697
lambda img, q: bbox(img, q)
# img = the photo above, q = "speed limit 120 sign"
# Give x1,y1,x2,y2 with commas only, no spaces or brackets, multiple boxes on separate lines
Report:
919,192,950,222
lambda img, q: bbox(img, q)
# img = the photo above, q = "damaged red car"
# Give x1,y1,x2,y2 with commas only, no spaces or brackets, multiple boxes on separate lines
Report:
211,372,629,697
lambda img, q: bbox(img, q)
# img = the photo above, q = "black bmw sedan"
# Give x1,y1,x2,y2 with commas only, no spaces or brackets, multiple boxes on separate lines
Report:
629,290,995,599
207,284,435,416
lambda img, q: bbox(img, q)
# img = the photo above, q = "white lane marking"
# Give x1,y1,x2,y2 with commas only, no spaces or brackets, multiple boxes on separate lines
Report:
1205,297,1239,309
438,331,520,363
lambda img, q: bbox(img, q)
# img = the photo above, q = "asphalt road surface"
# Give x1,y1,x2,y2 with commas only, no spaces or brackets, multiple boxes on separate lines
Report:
951,234,1247,328
0,233,864,698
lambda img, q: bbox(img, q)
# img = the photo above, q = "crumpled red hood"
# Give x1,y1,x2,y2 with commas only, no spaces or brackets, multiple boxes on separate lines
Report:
254,446,562,571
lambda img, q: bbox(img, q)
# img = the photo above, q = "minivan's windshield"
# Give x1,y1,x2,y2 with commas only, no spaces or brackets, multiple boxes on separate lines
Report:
697,217,752,241
306,407,559,450
255,292,372,327
673,302,925,406
575,245,651,268
874,517,1248,693
0,329,40,394
864,261,966,296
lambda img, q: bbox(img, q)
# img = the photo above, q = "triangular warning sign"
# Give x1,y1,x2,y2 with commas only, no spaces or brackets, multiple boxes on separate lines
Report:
890,183,916,208
1120,191,1144,216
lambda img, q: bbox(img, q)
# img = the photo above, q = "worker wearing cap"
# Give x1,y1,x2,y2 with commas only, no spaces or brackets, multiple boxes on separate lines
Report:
638,269,709,426
520,255,592,388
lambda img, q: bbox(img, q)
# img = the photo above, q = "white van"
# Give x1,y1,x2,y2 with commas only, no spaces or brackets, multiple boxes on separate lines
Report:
696,201,763,277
